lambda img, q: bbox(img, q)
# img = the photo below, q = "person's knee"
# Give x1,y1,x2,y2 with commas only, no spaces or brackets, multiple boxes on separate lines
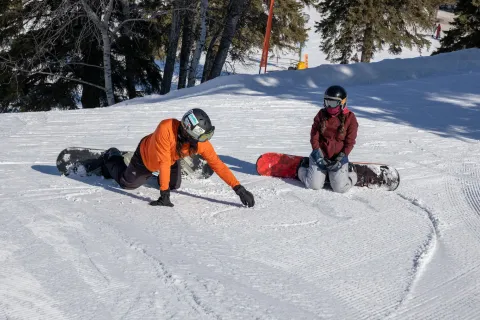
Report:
119,173,146,190
305,175,325,190
118,180,142,190
330,173,356,193
308,180,325,190
331,183,350,193
297,167,307,184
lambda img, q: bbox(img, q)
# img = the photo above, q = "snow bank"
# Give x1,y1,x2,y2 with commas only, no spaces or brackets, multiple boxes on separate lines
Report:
124,49,480,106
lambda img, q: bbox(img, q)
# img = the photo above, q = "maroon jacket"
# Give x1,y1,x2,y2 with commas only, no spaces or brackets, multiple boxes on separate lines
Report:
310,109,358,159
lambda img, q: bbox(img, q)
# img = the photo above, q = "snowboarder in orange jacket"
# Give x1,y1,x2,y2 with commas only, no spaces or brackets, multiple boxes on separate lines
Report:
102,109,255,208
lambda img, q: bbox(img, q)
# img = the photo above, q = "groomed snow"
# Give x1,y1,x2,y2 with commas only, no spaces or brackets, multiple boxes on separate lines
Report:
1,49,480,319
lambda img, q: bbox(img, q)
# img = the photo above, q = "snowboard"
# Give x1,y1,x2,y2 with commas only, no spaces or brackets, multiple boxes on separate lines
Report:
56,147,214,179
256,152,400,191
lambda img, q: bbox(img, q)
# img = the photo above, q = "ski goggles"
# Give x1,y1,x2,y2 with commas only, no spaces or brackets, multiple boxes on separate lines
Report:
197,127,215,142
324,96,347,108
189,125,215,142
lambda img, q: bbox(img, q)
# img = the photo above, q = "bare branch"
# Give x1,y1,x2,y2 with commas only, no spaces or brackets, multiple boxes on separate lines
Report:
80,0,104,29
103,0,115,23
0,58,106,91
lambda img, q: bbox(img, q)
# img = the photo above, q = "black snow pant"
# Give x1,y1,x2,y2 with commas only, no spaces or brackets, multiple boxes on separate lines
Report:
103,140,182,190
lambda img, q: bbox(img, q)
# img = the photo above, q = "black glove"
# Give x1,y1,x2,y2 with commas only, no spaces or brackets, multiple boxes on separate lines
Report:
150,189,174,207
233,185,255,207
327,152,346,172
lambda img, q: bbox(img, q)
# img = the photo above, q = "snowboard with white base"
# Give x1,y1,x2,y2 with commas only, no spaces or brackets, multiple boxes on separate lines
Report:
56,147,214,180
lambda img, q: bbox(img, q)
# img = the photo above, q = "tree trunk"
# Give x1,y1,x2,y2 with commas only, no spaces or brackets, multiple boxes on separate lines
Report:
101,31,115,105
208,0,248,80
119,0,136,99
360,24,374,63
81,0,115,105
188,0,208,87
160,1,182,95
177,1,196,89
201,28,221,83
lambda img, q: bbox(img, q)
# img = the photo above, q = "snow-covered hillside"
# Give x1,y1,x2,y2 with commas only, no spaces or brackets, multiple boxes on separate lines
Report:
1,49,480,319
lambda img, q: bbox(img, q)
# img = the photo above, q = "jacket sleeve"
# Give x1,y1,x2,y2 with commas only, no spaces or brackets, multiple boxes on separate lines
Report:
155,123,173,191
199,142,240,188
343,113,359,156
310,112,322,150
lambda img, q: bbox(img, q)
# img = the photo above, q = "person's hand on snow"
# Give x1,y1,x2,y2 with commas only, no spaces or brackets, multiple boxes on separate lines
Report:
150,189,174,207
328,152,346,172
234,185,255,207
310,149,330,169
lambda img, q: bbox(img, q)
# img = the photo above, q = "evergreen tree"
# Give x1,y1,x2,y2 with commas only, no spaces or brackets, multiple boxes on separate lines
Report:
434,0,480,54
315,0,357,64
229,0,309,65
315,0,443,63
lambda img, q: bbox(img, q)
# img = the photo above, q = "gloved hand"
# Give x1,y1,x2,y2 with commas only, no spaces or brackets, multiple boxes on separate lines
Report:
233,185,255,207
327,152,347,172
150,189,174,207
310,149,330,169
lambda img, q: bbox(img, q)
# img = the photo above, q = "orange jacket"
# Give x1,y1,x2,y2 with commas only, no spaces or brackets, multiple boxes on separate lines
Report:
140,119,240,191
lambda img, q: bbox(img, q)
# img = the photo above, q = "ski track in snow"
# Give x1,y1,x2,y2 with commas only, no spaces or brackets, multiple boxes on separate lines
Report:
76,213,220,319
461,162,480,217
386,194,441,318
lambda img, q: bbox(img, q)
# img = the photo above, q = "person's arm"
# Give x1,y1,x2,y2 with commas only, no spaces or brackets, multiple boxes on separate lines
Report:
155,123,173,191
199,141,239,187
149,121,177,207
200,142,254,207
310,112,322,150
343,113,359,156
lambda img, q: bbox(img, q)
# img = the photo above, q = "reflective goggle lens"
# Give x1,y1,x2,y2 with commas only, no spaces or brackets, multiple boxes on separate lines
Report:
324,99,341,108
324,97,346,109
197,127,215,142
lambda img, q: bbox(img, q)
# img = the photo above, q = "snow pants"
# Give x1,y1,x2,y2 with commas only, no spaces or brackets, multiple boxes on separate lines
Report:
103,140,181,190
298,155,357,193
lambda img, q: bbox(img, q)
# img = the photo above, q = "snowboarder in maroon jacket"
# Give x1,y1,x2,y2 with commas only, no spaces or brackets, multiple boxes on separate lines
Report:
297,85,359,193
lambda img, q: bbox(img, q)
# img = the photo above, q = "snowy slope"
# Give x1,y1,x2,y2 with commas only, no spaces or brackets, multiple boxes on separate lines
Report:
1,49,480,319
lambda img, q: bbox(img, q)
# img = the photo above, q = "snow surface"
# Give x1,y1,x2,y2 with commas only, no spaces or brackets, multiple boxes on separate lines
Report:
2,48,480,319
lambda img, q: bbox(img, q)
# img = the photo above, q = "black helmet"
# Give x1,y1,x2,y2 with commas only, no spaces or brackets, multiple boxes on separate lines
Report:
181,108,215,142
324,85,347,109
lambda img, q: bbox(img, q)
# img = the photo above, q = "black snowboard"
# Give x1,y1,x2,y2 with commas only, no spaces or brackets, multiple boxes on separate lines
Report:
56,147,214,179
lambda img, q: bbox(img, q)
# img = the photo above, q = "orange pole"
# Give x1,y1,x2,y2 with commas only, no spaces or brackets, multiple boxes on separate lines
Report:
259,0,275,74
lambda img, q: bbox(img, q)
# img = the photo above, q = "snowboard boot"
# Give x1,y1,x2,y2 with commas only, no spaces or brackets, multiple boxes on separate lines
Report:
101,147,123,179
296,157,310,179
103,147,122,161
